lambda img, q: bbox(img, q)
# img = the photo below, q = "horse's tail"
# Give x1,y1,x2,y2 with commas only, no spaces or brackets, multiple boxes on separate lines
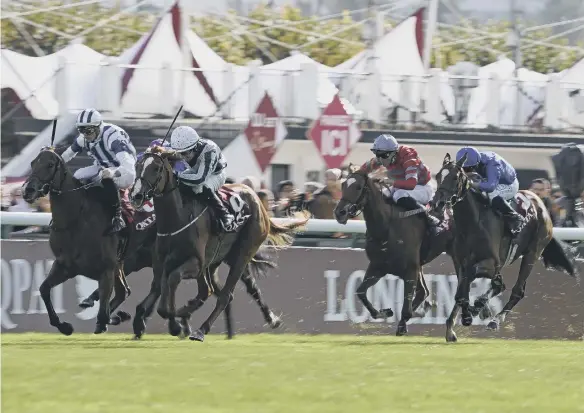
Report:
248,245,278,278
266,210,309,249
541,237,580,278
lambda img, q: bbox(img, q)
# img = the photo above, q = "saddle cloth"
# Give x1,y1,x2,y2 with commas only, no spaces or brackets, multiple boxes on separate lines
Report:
509,192,536,220
133,198,156,231
218,186,251,227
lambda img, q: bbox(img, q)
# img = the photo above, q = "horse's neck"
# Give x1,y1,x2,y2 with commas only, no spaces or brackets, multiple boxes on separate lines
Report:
153,183,203,230
363,183,390,238
453,194,483,234
49,173,86,225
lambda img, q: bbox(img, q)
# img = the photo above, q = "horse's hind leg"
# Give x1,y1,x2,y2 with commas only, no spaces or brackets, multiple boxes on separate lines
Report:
39,261,75,335
108,268,132,326
240,268,282,329
412,270,433,318
487,252,537,331
356,263,391,320
133,258,162,339
79,289,100,309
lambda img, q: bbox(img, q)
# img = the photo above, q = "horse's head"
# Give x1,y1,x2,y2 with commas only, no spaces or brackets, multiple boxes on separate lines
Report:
23,147,65,203
431,152,470,215
130,146,180,209
334,164,369,224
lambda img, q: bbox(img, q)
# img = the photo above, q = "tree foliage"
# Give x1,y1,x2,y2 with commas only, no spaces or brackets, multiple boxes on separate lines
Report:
1,1,582,73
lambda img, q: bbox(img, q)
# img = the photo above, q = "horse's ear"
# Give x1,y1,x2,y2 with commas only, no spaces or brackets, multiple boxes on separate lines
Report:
348,163,360,174
443,153,451,165
455,152,468,168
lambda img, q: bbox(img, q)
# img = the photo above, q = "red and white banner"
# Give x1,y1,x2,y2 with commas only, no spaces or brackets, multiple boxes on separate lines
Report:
244,92,287,172
307,94,361,169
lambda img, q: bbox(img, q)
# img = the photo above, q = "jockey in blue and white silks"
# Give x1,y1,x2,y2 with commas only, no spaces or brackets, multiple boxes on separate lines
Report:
61,108,137,233
456,146,526,234
169,126,236,232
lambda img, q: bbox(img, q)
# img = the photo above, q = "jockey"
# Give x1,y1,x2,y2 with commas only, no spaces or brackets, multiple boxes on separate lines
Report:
61,108,137,234
456,147,526,235
360,134,440,233
169,125,236,232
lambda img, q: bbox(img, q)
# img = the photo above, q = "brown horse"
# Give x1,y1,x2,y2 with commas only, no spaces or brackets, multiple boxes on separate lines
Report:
334,165,454,336
130,146,306,342
431,153,578,342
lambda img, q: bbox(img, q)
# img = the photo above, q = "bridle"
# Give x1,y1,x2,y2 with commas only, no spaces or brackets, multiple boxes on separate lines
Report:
24,148,94,196
132,151,177,200
340,173,369,217
436,162,471,208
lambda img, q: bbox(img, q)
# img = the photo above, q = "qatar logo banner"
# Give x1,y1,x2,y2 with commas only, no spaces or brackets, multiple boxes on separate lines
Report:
244,92,287,172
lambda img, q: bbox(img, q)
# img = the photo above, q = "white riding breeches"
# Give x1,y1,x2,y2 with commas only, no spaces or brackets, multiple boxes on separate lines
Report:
390,183,434,205
487,178,519,201
74,165,101,182
190,170,226,194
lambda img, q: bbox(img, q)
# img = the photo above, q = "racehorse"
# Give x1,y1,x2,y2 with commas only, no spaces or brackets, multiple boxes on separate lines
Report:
77,242,282,339
129,146,306,342
333,164,455,336
431,153,578,342
22,147,155,335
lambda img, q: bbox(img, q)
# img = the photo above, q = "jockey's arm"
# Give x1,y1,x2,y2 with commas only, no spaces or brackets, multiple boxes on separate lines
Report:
478,161,501,193
178,150,218,187
61,135,85,163
108,139,136,189
392,157,419,190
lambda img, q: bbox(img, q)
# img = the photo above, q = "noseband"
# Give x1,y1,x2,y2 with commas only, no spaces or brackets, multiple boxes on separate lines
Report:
133,152,176,199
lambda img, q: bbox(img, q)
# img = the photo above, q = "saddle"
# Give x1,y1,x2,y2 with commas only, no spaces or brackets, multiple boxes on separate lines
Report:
216,186,251,232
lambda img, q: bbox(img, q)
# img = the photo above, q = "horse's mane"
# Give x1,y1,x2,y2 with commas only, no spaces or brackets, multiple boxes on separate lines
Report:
347,163,388,190
146,145,184,163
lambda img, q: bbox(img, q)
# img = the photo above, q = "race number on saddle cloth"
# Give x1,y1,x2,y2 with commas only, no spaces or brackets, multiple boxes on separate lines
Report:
455,147,526,236
170,126,249,233
359,134,441,234
61,108,137,234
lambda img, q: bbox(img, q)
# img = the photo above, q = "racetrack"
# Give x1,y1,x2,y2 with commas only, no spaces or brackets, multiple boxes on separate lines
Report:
2,334,583,413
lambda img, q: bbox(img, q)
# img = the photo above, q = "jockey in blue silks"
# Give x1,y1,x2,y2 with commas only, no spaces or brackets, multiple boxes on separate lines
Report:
455,147,526,235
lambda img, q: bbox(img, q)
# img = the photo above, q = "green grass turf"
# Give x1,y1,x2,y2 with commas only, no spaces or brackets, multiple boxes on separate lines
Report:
2,334,583,413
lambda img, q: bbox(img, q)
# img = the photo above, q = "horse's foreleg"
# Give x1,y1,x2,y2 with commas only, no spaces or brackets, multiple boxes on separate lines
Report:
412,270,433,318
79,288,100,309
190,255,248,342
397,271,417,336
240,269,282,329
39,261,75,335
356,264,389,320
458,267,474,327
176,275,213,339
487,252,536,331
95,269,115,334
133,259,163,339
446,257,464,343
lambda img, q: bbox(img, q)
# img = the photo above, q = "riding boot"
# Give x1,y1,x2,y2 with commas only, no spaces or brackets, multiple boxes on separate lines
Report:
103,178,126,235
396,196,441,235
491,196,525,235
202,187,237,232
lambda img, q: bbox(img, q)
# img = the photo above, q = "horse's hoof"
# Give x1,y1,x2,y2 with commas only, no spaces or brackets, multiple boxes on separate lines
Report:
268,312,282,329
226,334,234,340
461,315,473,326
396,326,408,336
109,315,122,326
79,299,94,309
168,320,182,337
133,335,142,340
189,329,205,342
487,320,499,331
58,322,74,336
379,308,394,319
94,324,107,334
116,311,132,323
133,318,146,338
446,331,458,343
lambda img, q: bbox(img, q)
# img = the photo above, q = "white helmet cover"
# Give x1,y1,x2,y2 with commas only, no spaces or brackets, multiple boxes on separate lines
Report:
76,108,103,127
171,126,201,153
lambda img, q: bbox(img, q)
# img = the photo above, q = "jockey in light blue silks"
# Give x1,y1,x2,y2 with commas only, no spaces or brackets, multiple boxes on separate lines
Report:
456,146,526,235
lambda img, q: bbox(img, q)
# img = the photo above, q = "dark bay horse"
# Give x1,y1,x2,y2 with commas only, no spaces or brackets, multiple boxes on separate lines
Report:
130,146,306,342
431,153,578,342
333,165,454,336
22,147,155,335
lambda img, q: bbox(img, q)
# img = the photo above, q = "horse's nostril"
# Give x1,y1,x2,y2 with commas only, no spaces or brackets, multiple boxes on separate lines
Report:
338,209,346,215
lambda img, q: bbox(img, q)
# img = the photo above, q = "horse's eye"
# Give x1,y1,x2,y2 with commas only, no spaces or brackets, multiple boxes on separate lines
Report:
47,162,54,168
